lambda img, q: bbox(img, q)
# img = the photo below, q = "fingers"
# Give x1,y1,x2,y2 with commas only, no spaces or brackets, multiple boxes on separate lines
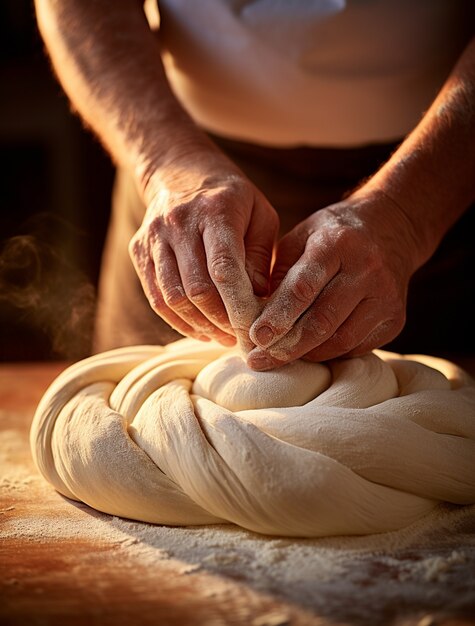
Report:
129,248,206,341
131,218,262,349
153,240,236,345
247,297,398,370
247,273,359,369
172,237,233,333
203,224,262,351
129,179,277,347
302,301,401,362
130,233,236,345
249,236,340,350
244,199,279,296
245,196,413,369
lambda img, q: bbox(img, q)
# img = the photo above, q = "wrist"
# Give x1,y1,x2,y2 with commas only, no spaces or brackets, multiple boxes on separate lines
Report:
359,159,448,269
350,184,428,273
137,133,243,206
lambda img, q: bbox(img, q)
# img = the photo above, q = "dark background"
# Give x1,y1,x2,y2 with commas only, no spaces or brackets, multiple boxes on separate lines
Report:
0,0,114,360
0,2,473,362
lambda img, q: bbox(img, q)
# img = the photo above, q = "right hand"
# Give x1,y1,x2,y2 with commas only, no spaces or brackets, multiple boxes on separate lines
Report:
129,156,279,348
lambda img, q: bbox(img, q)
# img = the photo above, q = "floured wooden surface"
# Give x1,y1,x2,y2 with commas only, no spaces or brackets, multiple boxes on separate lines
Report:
1,362,475,626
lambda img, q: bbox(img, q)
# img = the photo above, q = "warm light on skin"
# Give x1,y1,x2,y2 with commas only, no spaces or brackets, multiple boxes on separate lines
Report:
34,0,475,366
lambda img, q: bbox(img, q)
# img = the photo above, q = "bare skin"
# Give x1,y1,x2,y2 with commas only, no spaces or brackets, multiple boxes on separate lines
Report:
35,0,475,367
130,160,277,351
249,40,475,368
35,0,277,351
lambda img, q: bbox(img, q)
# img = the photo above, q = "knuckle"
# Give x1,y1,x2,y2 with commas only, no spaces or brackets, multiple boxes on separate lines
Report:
162,285,187,308
305,233,324,255
166,204,190,228
143,215,165,243
313,306,339,334
185,281,215,305
209,253,239,284
291,273,315,304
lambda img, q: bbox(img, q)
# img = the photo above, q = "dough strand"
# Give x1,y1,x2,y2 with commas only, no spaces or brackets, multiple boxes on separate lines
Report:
30,339,475,537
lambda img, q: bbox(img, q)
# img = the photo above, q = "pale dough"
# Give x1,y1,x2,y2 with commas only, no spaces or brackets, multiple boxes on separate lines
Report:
30,338,475,537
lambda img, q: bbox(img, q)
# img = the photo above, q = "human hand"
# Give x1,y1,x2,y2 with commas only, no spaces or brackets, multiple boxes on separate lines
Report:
247,189,422,369
129,156,278,349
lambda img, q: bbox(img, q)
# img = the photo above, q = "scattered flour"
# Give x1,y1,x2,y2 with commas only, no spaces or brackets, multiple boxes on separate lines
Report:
3,496,475,625
3,363,475,625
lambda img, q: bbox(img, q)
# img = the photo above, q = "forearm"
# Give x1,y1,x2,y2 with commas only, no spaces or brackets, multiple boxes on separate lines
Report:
363,35,475,268
34,0,224,203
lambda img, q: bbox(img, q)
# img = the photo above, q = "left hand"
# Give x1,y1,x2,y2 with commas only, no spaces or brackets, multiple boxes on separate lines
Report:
247,188,422,369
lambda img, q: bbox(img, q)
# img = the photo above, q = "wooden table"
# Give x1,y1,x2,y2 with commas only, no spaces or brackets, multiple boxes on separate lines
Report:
1,361,475,626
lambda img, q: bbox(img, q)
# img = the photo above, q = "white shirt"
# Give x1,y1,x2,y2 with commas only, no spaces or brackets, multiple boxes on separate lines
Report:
154,0,473,147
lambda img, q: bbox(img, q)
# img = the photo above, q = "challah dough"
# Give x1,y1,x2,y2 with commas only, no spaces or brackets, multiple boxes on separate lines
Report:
30,338,475,537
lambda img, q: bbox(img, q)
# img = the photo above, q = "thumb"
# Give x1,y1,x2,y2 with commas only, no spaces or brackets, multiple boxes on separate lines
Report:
245,201,279,296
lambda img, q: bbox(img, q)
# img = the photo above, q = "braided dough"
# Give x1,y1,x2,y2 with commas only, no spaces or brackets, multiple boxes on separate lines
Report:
30,339,475,537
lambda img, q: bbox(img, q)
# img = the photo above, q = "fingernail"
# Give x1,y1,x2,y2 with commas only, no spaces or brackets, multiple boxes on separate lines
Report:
197,335,211,342
248,353,274,371
255,325,275,347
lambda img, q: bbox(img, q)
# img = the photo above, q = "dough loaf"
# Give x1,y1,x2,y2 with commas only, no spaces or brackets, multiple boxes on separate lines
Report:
30,339,475,537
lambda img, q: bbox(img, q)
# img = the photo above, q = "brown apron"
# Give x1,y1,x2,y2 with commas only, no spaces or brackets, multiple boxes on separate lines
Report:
94,135,474,356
